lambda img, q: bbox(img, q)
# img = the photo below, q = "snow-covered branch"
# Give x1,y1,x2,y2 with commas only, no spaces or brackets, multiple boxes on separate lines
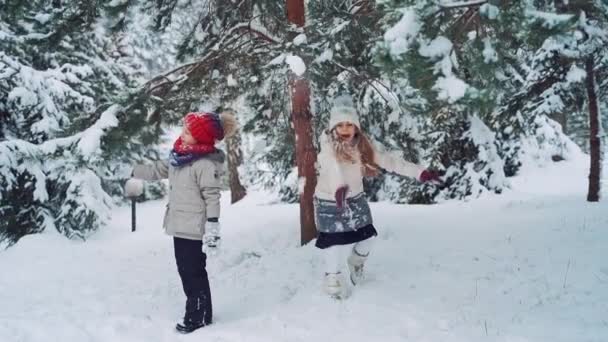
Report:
141,20,281,98
329,61,400,109
437,0,487,9
0,105,120,202
213,21,282,51
236,22,283,44
349,0,374,16
0,105,121,158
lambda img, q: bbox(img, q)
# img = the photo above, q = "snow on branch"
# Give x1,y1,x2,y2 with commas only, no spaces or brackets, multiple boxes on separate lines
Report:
143,50,221,96
0,140,48,201
437,0,487,9
329,61,400,109
239,21,282,44
0,104,120,201
213,21,282,51
349,0,374,16
77,104,120,157
142,20,282,98
0,105,121,159
525,10,574,28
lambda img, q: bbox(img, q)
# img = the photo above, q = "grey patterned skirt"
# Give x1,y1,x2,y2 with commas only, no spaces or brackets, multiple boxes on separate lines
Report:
314,192,373,234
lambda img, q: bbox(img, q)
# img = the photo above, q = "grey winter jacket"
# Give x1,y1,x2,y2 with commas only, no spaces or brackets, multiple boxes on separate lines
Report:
132,151,225,240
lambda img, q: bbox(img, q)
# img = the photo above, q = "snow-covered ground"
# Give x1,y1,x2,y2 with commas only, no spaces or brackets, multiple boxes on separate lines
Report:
1,154,607,342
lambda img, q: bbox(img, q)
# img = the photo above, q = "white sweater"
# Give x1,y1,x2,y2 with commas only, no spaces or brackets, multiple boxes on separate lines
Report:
314,137,425,201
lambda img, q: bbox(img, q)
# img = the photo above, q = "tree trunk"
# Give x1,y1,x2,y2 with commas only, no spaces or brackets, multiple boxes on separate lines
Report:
226,132,247,204
585,57,601,202
287,0,305,26
554,111,568,135
287,0,317,245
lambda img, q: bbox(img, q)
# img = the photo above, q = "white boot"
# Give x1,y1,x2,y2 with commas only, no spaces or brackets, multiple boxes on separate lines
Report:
324,272,344,298
347,248,368,285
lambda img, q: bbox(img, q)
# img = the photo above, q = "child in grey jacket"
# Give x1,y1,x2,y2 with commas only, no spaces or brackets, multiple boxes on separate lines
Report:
124,111,237,333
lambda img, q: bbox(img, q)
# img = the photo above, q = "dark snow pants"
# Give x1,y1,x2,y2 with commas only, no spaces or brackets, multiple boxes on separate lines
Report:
173,237,212,325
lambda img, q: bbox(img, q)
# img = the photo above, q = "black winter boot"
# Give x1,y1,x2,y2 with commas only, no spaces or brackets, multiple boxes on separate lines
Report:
175,292,212,333
175,321,207,334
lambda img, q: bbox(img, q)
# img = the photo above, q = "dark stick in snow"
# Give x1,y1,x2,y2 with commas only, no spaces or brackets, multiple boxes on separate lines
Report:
131,199,136,232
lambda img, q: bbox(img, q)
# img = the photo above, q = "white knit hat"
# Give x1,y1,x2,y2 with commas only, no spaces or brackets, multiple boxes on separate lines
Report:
328,95,360,130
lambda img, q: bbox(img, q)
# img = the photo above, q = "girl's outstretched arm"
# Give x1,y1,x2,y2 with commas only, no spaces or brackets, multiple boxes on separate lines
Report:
374,149,425,180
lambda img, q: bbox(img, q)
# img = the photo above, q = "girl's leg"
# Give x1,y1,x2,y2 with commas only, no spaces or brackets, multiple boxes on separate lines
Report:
353,235,376,257
323,244,348,274
322,244,350,296
348,236,376,285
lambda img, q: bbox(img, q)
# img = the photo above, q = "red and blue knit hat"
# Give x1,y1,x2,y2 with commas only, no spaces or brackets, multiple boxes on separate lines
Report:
184,112,225,145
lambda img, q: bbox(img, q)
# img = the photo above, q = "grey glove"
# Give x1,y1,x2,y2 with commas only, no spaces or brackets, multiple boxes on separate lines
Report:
124,178,144,198
203,221,221,256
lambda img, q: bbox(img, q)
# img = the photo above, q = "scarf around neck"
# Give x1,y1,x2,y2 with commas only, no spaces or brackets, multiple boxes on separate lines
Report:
169,137,217,167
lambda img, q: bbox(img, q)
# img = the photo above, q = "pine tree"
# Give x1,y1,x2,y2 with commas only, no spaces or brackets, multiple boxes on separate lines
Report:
372,0,591,201
104,0,177,78
0,1,151,246
375,0,517,200
523,0,608,201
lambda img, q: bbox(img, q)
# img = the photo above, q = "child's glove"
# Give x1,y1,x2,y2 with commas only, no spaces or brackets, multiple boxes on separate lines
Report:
335,185,349,210
419,169,443,185
124,178,144,198
203,220,221,256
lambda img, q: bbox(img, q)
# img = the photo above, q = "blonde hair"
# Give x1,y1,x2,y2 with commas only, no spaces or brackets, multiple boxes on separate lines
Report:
219,110,238,138
330,127,380,177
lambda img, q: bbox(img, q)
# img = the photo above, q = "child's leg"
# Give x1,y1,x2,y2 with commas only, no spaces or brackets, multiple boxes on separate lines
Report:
173,237,212,326
353,235,376,257
322,246,344,273
322,244,351,296
348,236,376,285
323,244,349,274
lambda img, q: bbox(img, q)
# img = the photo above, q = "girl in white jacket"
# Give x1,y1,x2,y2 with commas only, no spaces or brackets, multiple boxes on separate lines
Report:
314,96,441,298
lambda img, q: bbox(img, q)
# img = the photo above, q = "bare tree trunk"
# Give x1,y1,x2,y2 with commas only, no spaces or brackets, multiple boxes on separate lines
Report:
585,57,601,202
226,132,247,204
554,111,568,135
287,0,305,26
287,0,317,245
